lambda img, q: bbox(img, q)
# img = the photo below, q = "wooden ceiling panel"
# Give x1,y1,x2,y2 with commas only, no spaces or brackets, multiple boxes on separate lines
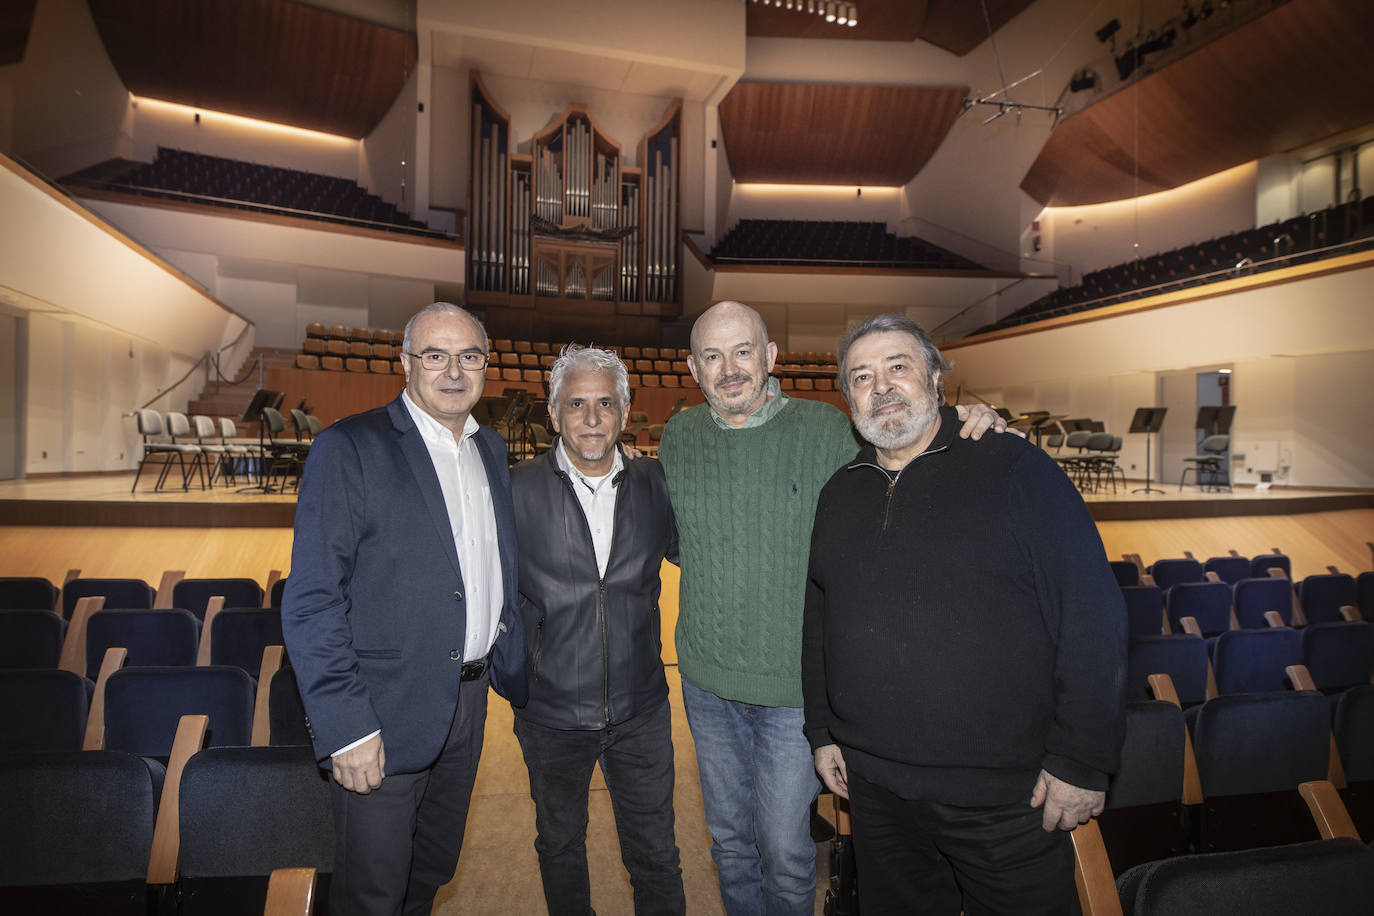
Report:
719,82,967,186
1022,0,1374,205
744,0,1034,54
87,0,416,139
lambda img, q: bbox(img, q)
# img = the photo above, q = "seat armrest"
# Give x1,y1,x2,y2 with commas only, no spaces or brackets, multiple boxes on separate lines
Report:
1340,605,1361,621
195,596,227,666
252,645,286,746
1180,616,1202,637
264,867,318,916
82,645,128,750
263,569,283,608
1264,611,1286,628
1299,780,1360,840
147,713,209,886
59,595,105,674
1071,819,1122,916
155,570,186,609
1286,664,1317,692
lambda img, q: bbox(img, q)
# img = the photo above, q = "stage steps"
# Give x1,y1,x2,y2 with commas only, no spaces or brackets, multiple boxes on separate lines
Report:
188,347,299,429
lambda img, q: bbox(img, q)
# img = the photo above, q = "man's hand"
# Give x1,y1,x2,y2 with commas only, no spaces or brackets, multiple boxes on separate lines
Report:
332,733,386,794
623,445,645,460
1029,769,1105,831
953,404,1011,440
814,744,850,799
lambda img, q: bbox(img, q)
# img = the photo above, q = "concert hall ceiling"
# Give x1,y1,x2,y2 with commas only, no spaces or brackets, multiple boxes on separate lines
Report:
85,0,416,139
745,0,1036,56
718,82,967,187
1022,0,1374,205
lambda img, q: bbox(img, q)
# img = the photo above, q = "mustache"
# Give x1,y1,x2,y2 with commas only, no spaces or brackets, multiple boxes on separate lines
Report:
716,373,752,387
866,391,911,416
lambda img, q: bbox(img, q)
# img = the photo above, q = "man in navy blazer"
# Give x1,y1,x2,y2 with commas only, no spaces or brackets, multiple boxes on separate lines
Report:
282,302,527,916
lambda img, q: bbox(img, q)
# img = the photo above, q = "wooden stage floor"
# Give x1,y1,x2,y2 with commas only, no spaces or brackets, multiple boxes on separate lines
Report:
1,470,1369,528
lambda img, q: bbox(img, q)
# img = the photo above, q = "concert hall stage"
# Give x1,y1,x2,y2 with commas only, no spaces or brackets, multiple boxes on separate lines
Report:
1,471,1370,528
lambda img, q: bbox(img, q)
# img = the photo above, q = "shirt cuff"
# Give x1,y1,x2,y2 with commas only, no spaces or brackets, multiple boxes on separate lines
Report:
332,730,381,758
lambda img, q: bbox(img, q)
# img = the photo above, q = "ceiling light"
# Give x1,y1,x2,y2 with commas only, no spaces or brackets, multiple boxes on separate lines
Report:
826,2,837,23
837,5,848,25
847,4,857,25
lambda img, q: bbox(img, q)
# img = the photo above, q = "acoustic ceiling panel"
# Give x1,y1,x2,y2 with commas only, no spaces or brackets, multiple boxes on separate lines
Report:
745,0,1034,55
1021,0,1374,205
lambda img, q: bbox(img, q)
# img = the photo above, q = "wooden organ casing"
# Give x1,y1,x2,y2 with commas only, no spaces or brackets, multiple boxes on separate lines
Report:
465,73,682,343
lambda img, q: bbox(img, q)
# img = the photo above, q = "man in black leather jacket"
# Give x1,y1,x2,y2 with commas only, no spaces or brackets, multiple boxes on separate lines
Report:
509,345,684,916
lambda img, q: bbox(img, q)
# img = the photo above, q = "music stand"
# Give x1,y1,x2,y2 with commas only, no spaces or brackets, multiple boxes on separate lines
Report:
1129,407,1168,495
1196,405,1236,435
237,389,281,494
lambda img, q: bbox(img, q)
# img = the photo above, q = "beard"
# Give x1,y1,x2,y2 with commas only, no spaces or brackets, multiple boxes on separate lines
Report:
703,371,766,418
855,389,939,452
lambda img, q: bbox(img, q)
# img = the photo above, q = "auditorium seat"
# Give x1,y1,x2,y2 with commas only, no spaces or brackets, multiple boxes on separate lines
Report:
1301,621,1374,698
1233,577,1294,628
325,339,347,358
320,356,344,371
1334,685,1374,838
172,579,265,624
62,579,155,622
1203,555,1250,585
1110,560,1141,587
177,745,335,915
1296,573,1358,625
1166,581,1233,638
1126,635,1210,706
295,354,320,370
1211,627,1302,695
347,341,370,359
1192,690,1329,851
304,322,327,340
345,357,368,373
0,576,59,611
1150,558,1205,591
302,338,325,357
84,608,201,678
0,667,92,753
369,358,392,374
266,666,311,747
0,609,66,669
1250,551,1292,579
1122,585,1166,638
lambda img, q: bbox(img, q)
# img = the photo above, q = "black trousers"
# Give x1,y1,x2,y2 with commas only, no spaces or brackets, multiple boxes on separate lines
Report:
513,699,685,916
328,672,490,916
846,767,1078,916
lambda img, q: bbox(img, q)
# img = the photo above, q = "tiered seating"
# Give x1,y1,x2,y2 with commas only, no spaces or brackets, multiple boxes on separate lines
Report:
298,323,402,373
977,198,1374,335
710,219,984,271
62,147,446,240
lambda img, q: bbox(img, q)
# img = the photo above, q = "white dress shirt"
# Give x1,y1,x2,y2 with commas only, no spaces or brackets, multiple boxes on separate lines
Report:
555,439,623,578
334,393,506,758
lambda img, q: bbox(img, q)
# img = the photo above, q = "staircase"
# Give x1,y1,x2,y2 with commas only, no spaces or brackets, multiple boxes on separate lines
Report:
188,347,299,431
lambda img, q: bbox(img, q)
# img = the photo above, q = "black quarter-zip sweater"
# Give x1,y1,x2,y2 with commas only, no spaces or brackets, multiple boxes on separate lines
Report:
802,407,1127,806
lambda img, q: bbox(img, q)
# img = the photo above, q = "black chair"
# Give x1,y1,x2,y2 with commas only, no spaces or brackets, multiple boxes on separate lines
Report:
60,578,156,621
1098,700,1197,876
0,576,59,611
267,666,311,747
1211,628,1302,695
1356,570,1374,619
172,578,265,623
178,745,334,915
269,576,287,609
208,608,284,678
84,608,201,677
0,749,157,915
0,668,92,753
1126,636,1209,706
1166,581,1231,639
1202,555,1249,586
0,608,65,668
1296,573,1357,625
1178,434,1230,492
1192,690,1330,851
1115,837,1374,916
1148,558,1204,591
1249,552,1291,579
1233,577,1293,629
1121,586,1165,638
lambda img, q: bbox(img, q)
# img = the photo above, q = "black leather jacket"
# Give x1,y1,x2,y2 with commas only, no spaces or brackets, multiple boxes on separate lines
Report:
509,445,678,730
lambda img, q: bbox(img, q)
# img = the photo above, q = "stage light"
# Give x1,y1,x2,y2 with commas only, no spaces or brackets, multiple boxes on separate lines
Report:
826,2,837,23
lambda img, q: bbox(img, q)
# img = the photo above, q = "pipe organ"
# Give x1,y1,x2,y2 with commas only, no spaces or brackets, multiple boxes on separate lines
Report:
466,73,682,342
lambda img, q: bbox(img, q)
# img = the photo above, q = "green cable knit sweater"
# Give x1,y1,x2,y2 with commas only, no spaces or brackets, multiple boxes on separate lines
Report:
658,397,860,707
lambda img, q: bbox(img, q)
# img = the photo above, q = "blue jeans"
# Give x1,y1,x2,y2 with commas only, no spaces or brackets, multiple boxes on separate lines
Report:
680,679,819,916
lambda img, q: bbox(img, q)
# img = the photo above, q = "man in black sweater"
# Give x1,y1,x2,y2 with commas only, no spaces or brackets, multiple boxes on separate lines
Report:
802,315,1126,915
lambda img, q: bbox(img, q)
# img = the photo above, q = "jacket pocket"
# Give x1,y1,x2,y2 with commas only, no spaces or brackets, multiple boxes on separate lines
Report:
354,648,401,659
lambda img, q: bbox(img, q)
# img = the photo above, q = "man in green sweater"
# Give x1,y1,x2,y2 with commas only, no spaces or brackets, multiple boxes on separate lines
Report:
657,300,1004,915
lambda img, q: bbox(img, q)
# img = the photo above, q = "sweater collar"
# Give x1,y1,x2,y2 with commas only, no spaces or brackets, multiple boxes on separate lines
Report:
847,405,958,472
707,376,789,430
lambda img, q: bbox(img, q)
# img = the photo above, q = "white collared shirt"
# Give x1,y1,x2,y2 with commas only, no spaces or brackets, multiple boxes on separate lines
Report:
402,390,504,661
555,439,623,578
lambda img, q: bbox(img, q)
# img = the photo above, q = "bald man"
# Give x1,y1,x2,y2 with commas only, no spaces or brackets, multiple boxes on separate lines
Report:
656,301,1004,915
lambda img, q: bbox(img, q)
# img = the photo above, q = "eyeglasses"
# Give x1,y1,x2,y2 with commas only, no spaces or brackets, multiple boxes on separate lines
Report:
404,350,490,372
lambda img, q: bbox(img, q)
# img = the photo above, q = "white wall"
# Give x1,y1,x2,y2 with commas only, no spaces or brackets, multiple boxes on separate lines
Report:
728,184,903,229
1038,163,1258,280
360,68,419,211
943,261,1374,488
0,313,17,479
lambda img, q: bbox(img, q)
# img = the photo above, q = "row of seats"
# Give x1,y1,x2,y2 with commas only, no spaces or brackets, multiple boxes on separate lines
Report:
62,145,443,241
710,219,984,271
133,408,315,492
978,197,1374,335
0,570,324,912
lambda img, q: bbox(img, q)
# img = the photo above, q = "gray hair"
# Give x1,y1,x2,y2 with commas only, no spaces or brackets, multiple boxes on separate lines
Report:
837,314,952,403
402,302,487,354
548,344,631,410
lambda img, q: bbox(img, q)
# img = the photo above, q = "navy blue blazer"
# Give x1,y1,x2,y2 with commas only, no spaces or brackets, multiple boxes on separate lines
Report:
281,395,528,774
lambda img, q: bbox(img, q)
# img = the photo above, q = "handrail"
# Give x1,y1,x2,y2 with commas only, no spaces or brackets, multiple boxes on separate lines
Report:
138,349,261,411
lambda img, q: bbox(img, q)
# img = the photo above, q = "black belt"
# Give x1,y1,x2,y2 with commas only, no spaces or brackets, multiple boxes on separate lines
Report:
460,658,488,681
